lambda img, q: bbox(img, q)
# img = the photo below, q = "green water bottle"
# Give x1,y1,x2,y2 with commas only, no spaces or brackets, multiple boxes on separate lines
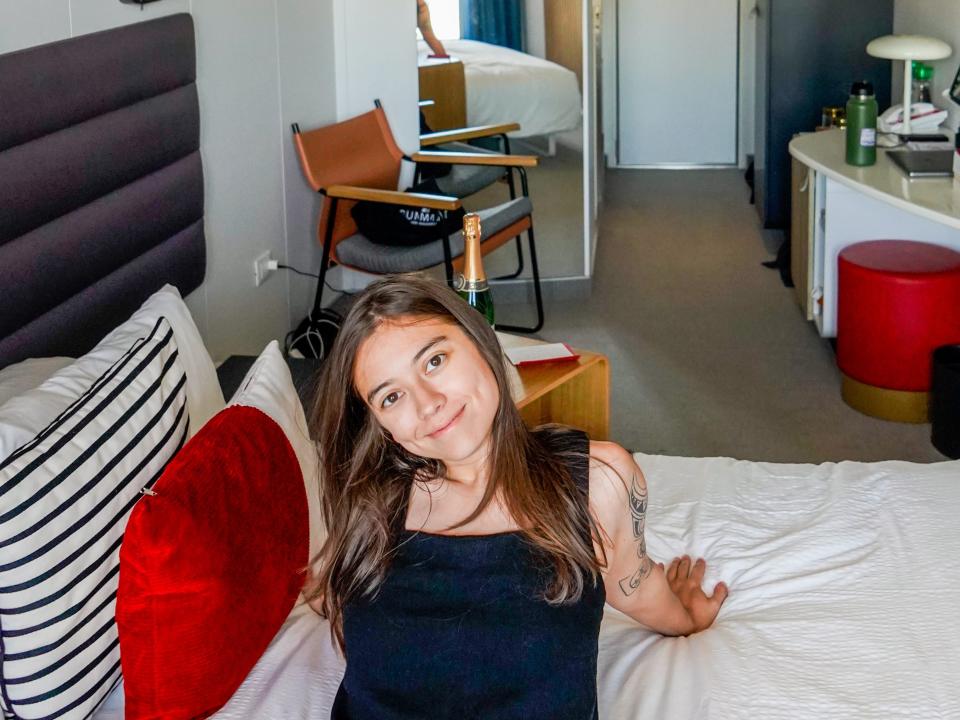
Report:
456,213,495,327
846,80,878,167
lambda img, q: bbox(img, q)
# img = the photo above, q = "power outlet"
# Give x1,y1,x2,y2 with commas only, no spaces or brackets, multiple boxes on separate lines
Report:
253,251,275,287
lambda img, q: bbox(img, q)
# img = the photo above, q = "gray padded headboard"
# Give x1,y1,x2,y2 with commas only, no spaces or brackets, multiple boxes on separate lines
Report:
0,13,205,368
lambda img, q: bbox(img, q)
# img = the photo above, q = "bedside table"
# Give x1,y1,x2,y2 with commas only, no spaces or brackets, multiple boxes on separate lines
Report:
498,333,610,441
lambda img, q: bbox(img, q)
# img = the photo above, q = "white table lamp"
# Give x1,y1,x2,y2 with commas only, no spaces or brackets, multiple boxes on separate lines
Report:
866,35,952,134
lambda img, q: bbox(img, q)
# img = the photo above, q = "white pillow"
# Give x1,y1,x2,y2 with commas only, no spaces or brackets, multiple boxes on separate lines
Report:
96,341,324,719
0,285,223,461
0,317,190,720
228,341,324,559
0,357,74,407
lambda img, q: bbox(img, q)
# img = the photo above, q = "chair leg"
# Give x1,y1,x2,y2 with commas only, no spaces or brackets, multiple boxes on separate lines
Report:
442,234,455,287
495,224,544,334
505,159,517,201
492,236,525,281
492,164,523,281
311,198,338,319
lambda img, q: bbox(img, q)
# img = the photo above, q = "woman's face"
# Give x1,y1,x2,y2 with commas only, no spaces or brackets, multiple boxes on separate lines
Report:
353,316,500,471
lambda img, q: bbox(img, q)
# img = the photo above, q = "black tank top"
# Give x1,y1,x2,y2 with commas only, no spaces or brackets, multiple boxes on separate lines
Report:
330,430,605,720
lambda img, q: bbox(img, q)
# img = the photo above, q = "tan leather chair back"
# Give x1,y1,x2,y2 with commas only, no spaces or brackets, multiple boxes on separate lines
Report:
292,105,405,250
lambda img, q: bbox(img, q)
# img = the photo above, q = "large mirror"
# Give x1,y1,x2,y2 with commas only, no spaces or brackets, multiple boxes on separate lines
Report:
415,0,587,294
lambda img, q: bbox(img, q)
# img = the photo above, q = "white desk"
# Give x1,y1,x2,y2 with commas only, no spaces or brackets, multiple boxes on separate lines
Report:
788,129,960,337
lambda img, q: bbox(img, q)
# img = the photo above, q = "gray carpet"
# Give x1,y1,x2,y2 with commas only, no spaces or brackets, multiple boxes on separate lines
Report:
466,142,584,280
508,168,948,463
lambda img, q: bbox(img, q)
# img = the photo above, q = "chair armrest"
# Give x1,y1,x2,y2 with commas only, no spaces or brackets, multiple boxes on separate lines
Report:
325,185,461,210
420,123,521,147
409,151,538,168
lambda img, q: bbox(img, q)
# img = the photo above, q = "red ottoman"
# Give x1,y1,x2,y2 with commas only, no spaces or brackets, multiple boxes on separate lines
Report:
838,240,960,422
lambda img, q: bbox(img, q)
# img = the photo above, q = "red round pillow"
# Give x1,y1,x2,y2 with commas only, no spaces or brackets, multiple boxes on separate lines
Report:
117,405,309,719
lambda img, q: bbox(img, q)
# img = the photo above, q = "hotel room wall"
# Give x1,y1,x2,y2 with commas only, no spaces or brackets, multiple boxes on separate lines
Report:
525,0,547,58
0,0,339,362
893,0,960,131
332,0,419,155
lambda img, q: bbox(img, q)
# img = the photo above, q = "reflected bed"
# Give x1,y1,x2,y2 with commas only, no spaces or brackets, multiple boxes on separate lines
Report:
418,39,582,139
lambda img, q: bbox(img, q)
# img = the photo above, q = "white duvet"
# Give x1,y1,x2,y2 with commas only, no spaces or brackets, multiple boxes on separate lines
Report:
419,39,582,138
98,454,960,719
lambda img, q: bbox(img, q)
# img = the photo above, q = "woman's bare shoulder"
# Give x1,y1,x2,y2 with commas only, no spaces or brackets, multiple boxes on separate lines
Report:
586,441,646,532
588,441,641,487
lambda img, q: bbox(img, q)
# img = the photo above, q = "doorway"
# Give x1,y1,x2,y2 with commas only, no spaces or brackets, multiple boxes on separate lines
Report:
616,0,739,167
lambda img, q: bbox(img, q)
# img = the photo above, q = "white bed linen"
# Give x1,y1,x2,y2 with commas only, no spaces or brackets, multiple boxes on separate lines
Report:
95,602,344,720
598,454,960,720
419,39,581,138
97,454,960,719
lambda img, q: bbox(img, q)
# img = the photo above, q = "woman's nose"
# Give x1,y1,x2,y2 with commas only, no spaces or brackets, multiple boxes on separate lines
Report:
413,384,444,420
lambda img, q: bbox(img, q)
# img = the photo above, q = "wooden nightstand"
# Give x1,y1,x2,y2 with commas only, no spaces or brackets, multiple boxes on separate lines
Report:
498,333,610,441
418,57,466,131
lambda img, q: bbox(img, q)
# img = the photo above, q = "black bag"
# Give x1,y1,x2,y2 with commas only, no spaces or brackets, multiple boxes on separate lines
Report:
350,178,465,247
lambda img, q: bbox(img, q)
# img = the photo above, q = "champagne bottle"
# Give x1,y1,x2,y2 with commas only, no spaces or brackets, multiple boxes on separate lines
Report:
456,213,495,327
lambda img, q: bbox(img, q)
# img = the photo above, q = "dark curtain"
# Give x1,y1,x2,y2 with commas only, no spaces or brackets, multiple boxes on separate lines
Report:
459,0,525,51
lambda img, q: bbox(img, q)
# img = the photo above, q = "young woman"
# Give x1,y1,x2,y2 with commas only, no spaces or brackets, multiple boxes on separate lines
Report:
307,275,728,719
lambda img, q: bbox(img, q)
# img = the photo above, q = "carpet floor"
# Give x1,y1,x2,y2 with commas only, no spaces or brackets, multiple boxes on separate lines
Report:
519,168,948,463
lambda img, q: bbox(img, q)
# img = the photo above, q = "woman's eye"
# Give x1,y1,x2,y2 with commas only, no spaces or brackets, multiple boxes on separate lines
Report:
381,391,401,408
426,353,446,372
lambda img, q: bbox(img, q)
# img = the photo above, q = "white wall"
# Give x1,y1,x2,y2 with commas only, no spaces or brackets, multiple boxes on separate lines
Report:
0,0,338,362
276,2,340,329
332,0,419,156
893,0,960,131
525,0,546,58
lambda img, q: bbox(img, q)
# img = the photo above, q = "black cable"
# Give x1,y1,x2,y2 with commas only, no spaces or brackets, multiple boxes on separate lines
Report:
276,263,351,294
277,263,319,279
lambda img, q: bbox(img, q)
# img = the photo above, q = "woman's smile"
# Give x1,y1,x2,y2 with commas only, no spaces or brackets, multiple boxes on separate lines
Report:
426,403,466,439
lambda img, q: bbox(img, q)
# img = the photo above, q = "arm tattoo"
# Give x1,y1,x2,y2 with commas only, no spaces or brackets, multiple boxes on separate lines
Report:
618,474,652,596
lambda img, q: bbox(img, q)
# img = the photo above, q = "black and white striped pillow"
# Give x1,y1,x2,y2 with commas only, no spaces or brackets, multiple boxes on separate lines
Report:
0,318,189,719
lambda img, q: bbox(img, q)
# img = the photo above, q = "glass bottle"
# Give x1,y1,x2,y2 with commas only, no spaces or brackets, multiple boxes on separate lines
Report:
456,213,495,327
912,62,933,104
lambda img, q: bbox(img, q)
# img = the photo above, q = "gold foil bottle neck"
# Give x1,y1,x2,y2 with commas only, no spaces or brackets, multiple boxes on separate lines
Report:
463,213,481,240
461,213,486,285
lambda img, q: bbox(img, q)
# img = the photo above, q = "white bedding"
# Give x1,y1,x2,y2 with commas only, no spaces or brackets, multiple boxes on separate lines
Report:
599,454,960,719
97,454,960,719
419,39,582,138
95,602,344,720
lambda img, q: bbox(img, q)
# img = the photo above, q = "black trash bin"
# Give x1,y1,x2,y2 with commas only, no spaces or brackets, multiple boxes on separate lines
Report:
931,345,960,459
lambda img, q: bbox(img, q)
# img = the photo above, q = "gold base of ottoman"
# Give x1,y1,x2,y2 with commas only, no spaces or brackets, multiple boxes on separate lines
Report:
841,373,929,423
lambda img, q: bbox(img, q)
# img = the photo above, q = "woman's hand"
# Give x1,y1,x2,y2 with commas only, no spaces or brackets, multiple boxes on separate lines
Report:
665,556,728,633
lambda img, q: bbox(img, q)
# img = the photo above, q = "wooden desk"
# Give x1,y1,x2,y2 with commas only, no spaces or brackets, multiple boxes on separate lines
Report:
498,333,610,440
789,129,960,337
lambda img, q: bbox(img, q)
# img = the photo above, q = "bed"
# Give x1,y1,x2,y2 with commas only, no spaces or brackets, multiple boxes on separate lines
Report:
3,13,960,720
95,452,960,719
417,39,582,140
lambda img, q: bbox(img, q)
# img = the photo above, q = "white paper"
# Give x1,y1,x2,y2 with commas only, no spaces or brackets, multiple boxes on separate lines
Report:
503,343,575,365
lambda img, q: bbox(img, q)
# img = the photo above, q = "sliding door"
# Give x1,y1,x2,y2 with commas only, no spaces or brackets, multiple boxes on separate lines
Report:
617,0,739,166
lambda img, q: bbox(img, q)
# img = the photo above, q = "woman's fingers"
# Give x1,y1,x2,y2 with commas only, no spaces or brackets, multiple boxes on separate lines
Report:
711,582,729,607
678,555,691,578
692,558,706,583
666,558,679,582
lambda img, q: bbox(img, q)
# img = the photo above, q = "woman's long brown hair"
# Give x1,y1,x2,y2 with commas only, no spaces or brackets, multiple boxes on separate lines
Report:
306,274,603,652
